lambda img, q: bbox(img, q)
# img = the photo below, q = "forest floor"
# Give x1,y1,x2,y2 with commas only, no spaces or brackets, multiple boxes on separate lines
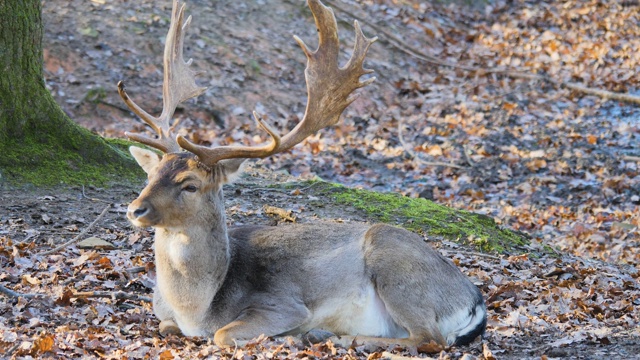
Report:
2,0,640,358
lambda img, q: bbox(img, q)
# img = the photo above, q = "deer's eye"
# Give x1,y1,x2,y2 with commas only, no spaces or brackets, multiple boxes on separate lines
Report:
182,184,198,193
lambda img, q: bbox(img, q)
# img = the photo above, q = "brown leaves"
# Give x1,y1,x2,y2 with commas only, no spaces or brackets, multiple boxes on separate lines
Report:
482,342,496,360
55,288,73,307
263,205,297,223
32,333,55,355
3,0,637,358
159,349,175,360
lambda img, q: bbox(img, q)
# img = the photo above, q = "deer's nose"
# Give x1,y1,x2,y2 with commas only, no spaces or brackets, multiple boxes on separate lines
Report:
128,206,149,220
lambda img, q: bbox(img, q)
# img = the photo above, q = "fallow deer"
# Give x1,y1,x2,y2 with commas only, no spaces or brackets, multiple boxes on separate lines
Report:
117,0,486,350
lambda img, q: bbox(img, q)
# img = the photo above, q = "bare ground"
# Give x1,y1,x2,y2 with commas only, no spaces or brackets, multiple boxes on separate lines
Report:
2,0,640,358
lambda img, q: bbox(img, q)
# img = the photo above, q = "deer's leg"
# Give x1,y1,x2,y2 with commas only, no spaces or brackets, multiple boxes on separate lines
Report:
153,288,182,336
213,299,311,347
362,226,449,347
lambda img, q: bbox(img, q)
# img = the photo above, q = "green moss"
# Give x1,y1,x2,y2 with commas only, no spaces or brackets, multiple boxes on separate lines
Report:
0,134,144,187
299,181,528,254
0,0,143,188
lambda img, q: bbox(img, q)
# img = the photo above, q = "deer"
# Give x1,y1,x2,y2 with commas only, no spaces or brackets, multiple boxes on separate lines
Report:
117,0,486,351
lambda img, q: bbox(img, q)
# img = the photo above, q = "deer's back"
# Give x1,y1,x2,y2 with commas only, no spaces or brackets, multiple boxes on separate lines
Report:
227,223,372,290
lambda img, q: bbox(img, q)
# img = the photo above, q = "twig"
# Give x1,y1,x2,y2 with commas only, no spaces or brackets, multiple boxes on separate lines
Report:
5,343,20,357
81,185,111,204
0,284,46,299
297,180,325,192
507,72,640,104
623,155,640,162
462,144,475,167
441,249,502,261
39,204,111,255
243,187,290,194
36,230,79,235
239,181,325,196
98,100,134,113
72,290,152,303
565,81,640,104
125,266,147,274
230,339,240,358
398,118,466,169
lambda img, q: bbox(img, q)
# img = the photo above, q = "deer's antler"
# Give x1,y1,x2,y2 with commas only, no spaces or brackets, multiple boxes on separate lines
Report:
177,0,377,165
118,0,206,153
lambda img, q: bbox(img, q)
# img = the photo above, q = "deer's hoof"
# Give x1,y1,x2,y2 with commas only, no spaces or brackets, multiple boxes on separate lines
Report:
301,329,336,345
159,320,182,337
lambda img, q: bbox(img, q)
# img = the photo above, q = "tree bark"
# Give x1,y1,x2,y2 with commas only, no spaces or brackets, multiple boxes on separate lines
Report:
0,0,139,186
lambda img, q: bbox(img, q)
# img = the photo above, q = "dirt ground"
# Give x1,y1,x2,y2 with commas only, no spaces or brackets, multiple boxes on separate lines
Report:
2,166,640,359
2,0,640,358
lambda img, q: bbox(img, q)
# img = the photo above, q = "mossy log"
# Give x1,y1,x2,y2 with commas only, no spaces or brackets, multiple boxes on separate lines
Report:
297,181,530,254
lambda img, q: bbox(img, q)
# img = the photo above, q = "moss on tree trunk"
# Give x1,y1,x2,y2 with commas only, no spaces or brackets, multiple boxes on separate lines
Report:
0,0,141,187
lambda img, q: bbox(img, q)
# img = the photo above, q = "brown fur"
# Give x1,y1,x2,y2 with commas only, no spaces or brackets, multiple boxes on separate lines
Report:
127,148,486,349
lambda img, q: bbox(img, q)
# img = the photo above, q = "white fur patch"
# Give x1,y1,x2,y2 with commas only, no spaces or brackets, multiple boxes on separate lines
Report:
303,283,408,338
441,303,486,345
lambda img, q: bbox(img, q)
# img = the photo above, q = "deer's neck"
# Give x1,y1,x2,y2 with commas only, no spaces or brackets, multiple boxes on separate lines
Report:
153,189,230,312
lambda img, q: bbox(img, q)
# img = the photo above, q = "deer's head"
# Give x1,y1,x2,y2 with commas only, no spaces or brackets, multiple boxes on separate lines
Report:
119,0,376,229
126,148,244,228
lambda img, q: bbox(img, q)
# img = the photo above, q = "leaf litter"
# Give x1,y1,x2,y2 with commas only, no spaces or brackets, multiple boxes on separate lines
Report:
2,0,640,358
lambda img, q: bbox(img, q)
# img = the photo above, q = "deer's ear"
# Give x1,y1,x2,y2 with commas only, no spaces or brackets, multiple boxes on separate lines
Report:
129,146,161,175
217,158,246,184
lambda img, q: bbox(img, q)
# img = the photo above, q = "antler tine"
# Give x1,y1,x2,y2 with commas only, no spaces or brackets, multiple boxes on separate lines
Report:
179,0,376,165
118,0,206,154
178,111,281,162
279,1,377,151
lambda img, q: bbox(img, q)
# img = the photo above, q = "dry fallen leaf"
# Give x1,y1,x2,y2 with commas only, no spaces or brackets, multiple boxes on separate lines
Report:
482,342,496,360
32,334,54,354
263,205,296,222
3,0,640,358
159,349,174,360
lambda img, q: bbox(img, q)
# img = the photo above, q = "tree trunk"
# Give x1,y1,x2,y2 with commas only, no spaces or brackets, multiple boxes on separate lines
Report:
0,0,139,186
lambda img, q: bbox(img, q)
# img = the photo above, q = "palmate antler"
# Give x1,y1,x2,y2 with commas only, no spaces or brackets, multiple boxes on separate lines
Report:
117,0,206,153
120,0,377,165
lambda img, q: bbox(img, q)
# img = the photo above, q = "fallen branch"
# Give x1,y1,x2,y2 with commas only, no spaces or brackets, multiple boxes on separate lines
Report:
0,284,46,299
507,72,640,105
39,204,111,256
297,180,324,193
5,344,20,357
72,290,152,303
563,82,640,105
125,266,147,274
323,0,640,105
98,99,134,114
81,185,112,204
441,249,502,261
